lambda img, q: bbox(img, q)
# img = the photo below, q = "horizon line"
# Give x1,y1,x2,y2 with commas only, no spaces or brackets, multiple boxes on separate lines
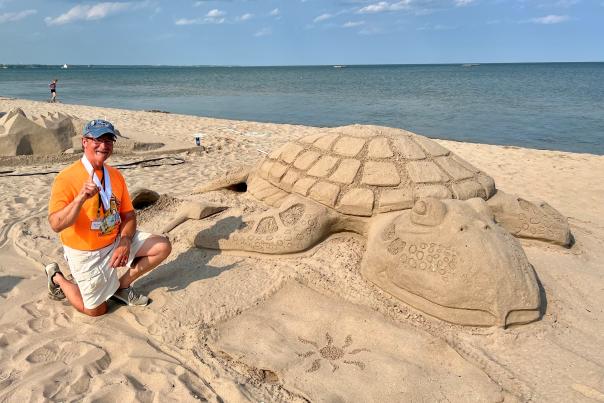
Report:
1,61,603,68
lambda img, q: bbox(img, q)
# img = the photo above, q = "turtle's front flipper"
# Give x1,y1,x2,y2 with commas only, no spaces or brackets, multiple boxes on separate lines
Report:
486,190,572,247
362,198,542,327
195,195,337,254
161,202,228,233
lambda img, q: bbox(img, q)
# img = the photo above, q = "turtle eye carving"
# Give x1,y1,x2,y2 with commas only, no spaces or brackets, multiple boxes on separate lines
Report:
411,198,447,226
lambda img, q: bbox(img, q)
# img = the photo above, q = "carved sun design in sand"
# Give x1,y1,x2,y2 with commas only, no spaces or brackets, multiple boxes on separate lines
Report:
297,333,370,373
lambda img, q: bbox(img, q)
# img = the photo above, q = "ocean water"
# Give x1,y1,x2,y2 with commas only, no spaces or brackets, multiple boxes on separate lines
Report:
1,63,603,154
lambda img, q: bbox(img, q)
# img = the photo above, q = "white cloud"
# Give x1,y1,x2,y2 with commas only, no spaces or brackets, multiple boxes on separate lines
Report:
175,16,225,25
254,27,272,37
202,9,225,23
314,13,332,22
0,9,36,23
206,9,225,18
343,20,365,27
236,13,253,21
357,1,411,14
45,2,134,26
175,17,200,25
269,8,280,16
454,0,475,6
176,7,226,24
530,14,569,24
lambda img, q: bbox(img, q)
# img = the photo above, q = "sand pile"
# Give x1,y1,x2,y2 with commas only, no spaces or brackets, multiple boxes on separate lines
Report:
0,98,603,402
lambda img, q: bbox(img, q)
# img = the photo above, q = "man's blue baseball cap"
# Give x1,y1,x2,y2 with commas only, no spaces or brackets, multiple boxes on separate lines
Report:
83,119,117,139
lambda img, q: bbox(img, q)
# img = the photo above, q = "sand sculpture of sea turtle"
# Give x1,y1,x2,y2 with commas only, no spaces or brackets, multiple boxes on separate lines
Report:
185,125,571,327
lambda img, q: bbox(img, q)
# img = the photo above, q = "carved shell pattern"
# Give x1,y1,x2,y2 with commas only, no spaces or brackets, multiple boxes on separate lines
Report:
250,126,496,217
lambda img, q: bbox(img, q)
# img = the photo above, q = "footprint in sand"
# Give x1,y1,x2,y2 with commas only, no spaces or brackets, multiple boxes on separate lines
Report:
27,311,71,333
22,300,73,333
26,340,111,370
0,328,27,348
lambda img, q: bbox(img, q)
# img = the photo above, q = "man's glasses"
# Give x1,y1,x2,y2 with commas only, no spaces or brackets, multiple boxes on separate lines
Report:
85,137,115,145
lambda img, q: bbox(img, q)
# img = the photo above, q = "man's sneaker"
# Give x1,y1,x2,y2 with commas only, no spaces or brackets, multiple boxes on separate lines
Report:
44,263,65,301
112,286,149,307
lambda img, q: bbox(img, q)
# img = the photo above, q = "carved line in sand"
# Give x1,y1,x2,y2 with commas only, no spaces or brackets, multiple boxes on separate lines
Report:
297,333,370,373
0,156,185,177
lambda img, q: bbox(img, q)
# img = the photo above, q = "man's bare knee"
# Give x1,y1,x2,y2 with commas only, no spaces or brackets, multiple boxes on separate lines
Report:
147,236,171,260
82,302,108,317
159,238,172,258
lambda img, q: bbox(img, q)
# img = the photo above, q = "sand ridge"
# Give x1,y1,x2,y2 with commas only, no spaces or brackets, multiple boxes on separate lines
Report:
1,98,603,402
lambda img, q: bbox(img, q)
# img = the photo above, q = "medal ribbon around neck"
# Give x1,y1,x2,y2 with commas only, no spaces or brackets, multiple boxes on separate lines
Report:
81,155,112,211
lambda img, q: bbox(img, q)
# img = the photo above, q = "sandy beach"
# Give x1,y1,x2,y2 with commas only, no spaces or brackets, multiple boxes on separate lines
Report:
0,97,603,402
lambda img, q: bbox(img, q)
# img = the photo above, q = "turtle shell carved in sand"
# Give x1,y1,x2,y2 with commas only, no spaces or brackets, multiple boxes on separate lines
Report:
187,125,572,327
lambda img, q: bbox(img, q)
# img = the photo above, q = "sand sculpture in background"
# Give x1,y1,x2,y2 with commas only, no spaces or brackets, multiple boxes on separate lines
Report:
0,108,86,156
179,125,571,327
0,108,164,156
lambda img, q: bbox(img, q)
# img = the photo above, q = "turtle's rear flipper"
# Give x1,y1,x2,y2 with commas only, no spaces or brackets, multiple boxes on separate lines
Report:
194,195,336,254
194,166,253,194
487,190,572,247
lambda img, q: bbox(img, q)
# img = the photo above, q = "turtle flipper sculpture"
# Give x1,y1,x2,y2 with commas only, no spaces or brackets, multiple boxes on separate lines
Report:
486,191,572,246
188,125,571,326
196,194,338,254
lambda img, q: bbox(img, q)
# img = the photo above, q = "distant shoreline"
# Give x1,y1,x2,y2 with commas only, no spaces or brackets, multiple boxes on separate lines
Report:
1,61,603,68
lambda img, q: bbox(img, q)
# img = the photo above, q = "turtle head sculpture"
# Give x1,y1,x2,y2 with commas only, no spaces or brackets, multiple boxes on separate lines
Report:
363,198,541,327
186,125,568,327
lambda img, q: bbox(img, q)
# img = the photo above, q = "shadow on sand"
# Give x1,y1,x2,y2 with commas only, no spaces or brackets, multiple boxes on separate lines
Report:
0,275,24,296
136,215,245,296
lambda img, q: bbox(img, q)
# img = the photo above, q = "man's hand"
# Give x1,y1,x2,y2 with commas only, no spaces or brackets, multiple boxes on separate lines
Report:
48,170,101,233
78,169,100,202
110,236,131,268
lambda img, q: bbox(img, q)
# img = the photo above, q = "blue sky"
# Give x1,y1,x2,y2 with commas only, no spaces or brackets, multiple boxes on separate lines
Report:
0,0,602,65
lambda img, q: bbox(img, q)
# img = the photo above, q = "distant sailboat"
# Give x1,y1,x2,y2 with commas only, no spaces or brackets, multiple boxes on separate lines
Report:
333,65,346,68
61,64,68,69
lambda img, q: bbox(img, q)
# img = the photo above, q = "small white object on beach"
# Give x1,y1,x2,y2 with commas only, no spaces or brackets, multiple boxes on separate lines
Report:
257,148,268,155
193,132,206,146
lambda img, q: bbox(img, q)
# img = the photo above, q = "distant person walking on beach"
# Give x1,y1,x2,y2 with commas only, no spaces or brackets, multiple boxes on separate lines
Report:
49,79,58,103
45,119,172,316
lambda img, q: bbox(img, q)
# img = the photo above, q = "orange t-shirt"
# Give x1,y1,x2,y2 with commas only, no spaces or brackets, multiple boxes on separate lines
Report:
48,160,134,251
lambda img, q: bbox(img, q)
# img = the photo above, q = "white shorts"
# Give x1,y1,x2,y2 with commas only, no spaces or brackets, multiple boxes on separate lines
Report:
63,231,153,309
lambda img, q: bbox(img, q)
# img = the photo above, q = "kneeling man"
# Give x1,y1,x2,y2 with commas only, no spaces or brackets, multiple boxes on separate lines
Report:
46,119,171,316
